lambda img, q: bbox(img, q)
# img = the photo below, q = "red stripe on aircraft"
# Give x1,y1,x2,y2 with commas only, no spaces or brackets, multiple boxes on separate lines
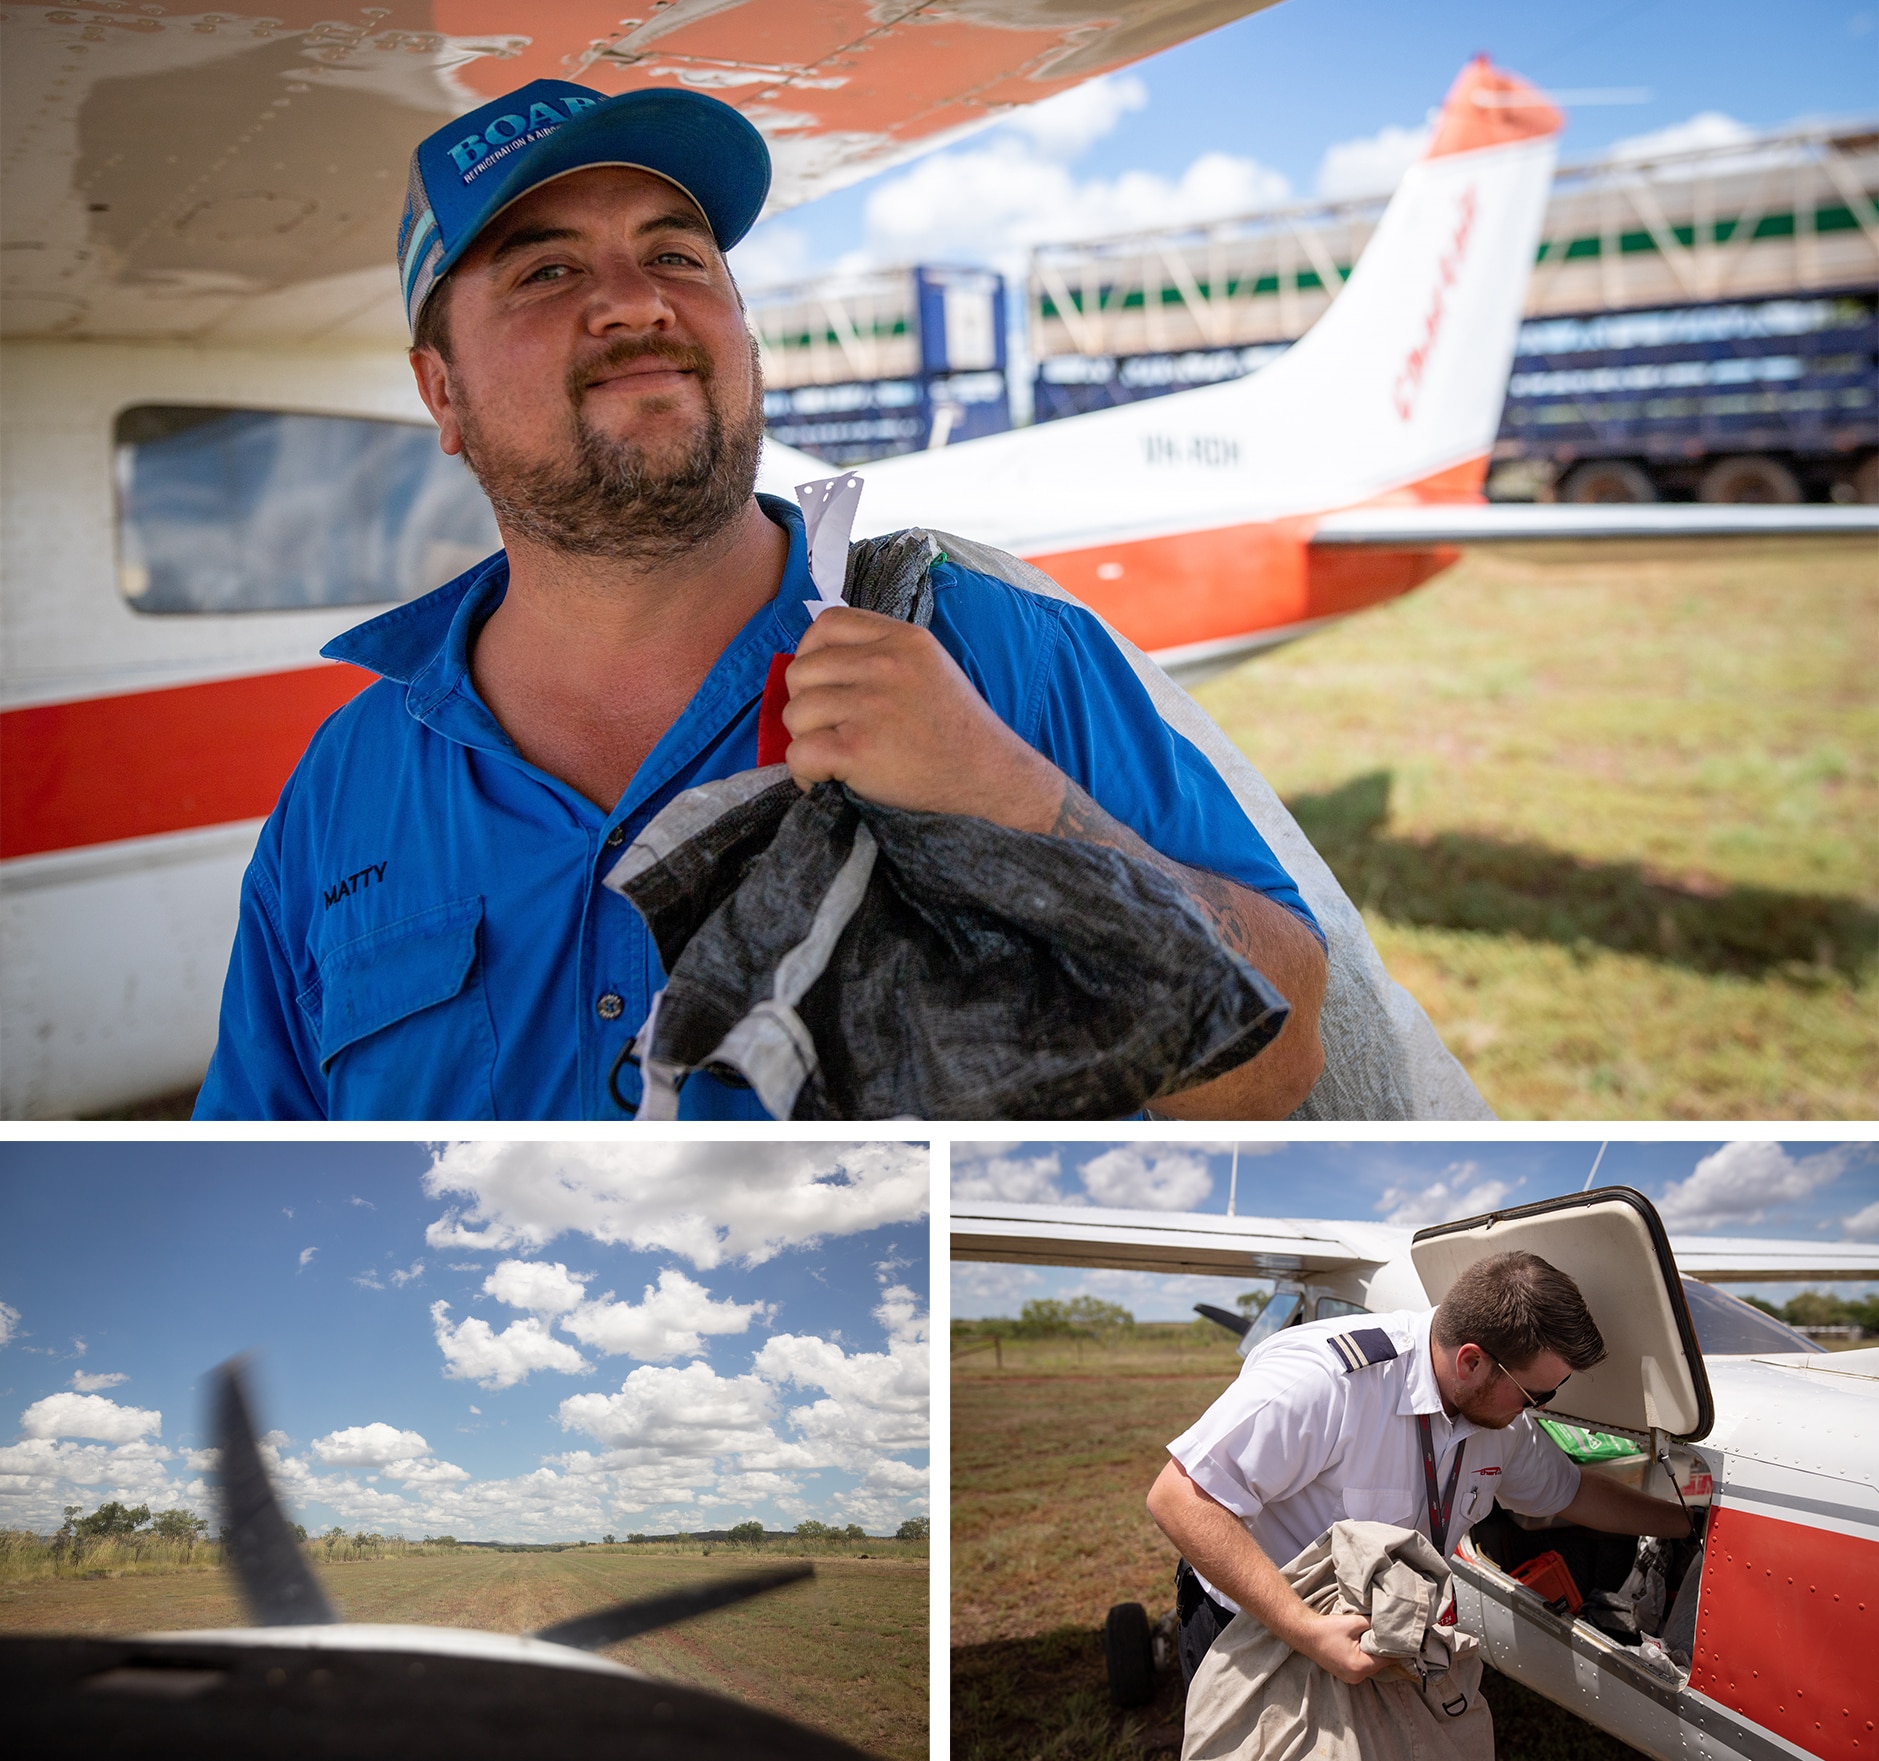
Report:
1,455,1491,859
0,664,376,859
1689,1503,1876,1761
1027,456,1484,654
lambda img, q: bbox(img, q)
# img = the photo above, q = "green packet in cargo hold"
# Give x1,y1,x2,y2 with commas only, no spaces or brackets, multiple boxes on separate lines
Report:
1537,1419,1645,1462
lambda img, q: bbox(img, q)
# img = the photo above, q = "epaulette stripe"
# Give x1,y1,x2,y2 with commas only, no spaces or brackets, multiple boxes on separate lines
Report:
1329,1327,1398,1371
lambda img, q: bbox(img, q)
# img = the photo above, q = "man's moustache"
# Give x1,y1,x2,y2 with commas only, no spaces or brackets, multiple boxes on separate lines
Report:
568,338,713,397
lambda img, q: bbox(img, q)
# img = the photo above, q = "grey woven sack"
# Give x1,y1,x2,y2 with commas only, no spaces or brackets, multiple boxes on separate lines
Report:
602,530,1291,1120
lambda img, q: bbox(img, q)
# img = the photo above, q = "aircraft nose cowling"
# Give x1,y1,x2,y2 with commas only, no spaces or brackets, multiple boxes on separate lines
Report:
2,1628,883,1760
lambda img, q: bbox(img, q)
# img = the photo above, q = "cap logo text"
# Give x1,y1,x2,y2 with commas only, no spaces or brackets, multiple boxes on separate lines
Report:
444,92,597,176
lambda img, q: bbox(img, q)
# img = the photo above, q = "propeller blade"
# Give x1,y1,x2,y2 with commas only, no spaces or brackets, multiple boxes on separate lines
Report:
213,1358,337,1627
532,1562,815,1653
1193,1302,1254,1338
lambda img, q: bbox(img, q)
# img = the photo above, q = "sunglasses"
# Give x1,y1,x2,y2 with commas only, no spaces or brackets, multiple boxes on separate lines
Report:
1487,1353,1566,1408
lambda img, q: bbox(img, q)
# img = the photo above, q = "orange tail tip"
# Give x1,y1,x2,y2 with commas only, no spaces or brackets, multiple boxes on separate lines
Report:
1426,55,1564,158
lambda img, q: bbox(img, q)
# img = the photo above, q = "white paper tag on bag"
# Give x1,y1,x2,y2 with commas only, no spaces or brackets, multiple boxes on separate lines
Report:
796,472,864,619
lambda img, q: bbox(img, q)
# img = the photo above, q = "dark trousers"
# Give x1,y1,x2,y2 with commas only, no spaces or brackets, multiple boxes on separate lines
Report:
1175,1558,1236,1687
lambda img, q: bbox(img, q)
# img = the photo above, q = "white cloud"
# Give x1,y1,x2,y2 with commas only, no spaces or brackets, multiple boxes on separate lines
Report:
1079,1145,1213,1211
728,220,816,292
423,1141,928,1267
298,1247,317,1269
1605,111,1754,164
1377,1163,1512,1228
752,1287,929,1461
390,1261,425,1287
1315,120,1432,200
0,1434,187,1529
557,1290,929,1531
311,1423,431,1469
1843,1200,1879,1240
862,141,1288,277
484,1259,589,1317
951,1147,1067,1203
387,1456,471,1486
0,1302,18,1349
430,1300,591,1390
1657,1142,1857,1231
563,1268,769,1362
70,1371,127,1393
20,1392,161,1444
560,1362,781,1457
950,1261,1048,1317
1004,73,1149,160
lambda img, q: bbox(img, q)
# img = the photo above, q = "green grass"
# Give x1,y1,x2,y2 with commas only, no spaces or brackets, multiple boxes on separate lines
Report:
0,1547,927,1760
1196,537,1879,1117
952,1329,1643,1759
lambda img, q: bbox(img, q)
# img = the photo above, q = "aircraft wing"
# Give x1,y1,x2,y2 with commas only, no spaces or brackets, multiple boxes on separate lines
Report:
950,1201,1411,1277
1666,1235,1879,1283
1309,504,1879,546
2,0,1281,347
951,1202,1879,1286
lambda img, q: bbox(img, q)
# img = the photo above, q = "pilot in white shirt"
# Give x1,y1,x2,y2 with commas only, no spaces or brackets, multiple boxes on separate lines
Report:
1169,1307,1580,1614
1149,1250,1691,1698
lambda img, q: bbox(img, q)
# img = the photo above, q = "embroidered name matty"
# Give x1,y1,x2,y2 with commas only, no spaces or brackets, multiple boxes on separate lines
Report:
324,862,388,908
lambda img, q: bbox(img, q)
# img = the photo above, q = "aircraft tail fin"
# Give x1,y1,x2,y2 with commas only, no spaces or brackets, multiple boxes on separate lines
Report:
1227,54,1562,509
1426,55,1565,159
213,1358,339,1628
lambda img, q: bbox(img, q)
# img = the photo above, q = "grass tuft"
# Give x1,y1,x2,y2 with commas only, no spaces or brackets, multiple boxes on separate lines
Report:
953,1329,1646,1759
1196,537,1878,1117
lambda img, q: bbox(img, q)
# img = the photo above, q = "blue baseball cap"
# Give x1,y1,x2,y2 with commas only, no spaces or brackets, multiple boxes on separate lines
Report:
397,80,771,335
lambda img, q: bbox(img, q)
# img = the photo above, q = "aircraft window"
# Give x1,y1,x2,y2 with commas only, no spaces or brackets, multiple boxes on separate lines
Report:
1315,1297,1368,1320
1679,1277,1814,1355
113,405,500,614
1241,1290,1303,1350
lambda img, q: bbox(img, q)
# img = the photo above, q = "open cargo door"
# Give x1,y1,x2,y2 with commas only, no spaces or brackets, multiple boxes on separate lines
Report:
1412,1188,1713,1444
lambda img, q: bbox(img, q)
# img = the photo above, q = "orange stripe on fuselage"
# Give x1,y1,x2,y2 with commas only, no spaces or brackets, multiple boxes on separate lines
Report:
0,664,376,860
1024,456,1484,655
1689,1503,1877,1761
2,458,1490,857
1027,519,1460,653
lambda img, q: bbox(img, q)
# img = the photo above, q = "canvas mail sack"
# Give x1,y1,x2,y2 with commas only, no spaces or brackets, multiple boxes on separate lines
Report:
1182,1520,1492,1761
602,529,1292,1120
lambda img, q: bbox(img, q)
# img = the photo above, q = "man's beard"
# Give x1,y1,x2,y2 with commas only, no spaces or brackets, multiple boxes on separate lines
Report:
456,334,765,567
1453,1385,1521,1429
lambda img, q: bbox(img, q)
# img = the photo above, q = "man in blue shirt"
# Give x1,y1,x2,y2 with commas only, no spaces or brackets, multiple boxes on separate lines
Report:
196,80,1327,1120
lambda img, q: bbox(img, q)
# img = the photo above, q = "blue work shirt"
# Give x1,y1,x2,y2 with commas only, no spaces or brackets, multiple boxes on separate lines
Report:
196,496,1319,1119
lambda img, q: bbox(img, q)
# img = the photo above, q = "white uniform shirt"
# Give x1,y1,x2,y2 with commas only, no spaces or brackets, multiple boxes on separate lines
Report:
1168,1308,1580,1612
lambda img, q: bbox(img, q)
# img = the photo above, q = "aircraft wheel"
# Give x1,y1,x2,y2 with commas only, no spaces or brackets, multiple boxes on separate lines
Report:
1104,1601,1156,1708
1698,454,1801,504
1559,460,1657,503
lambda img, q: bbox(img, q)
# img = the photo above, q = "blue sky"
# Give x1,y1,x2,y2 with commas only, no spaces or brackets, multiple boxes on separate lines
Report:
0,1141,929,1541
951,1140,1879,1319
728,0,1878,291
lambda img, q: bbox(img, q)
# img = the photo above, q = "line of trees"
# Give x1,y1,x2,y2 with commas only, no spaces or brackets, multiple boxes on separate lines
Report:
1745,1290,1879,1334
53,1502,209,1559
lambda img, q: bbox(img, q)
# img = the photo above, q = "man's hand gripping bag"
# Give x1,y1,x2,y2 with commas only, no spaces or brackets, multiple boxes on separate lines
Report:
602,531,1290,1119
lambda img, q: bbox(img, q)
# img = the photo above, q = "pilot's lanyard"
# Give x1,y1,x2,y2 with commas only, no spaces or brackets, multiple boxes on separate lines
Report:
1416,1413,1466,1553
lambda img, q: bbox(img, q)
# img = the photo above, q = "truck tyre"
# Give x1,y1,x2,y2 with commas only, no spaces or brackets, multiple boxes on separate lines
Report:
1560,460,1656,503
1698,455,1801,504
1104,1602,1156,1708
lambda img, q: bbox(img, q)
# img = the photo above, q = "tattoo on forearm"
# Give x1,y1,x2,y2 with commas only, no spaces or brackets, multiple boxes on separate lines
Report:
1050,780,1263,956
